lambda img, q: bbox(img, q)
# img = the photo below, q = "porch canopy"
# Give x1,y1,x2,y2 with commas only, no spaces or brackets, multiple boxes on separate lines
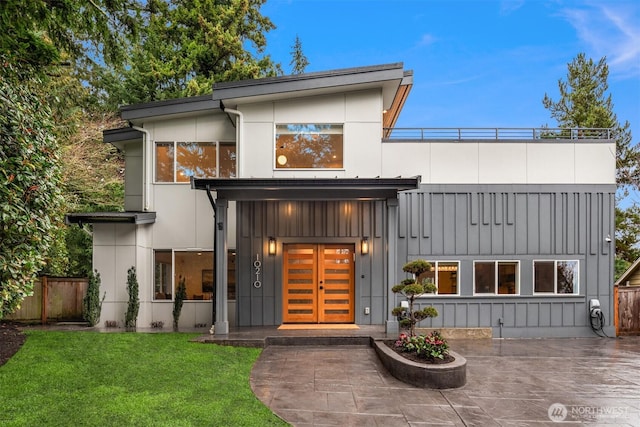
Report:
190,176,420,335
190,176,421,200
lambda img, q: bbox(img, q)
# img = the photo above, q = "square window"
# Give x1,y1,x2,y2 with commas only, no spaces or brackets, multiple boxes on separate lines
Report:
275,124,343,169
474,261,519,295
534,260,579,294
418,261,459,295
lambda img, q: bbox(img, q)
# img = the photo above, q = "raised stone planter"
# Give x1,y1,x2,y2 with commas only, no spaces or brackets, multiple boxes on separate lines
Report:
372,339,466,389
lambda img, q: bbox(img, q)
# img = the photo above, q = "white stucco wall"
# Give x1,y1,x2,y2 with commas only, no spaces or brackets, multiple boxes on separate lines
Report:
240,89,384,178
381,141,616,184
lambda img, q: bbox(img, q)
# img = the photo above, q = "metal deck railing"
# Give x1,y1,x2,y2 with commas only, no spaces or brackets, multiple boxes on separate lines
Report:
383,127,612,141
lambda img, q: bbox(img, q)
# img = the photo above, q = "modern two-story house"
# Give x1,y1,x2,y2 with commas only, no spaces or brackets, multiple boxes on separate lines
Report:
67,62,617,338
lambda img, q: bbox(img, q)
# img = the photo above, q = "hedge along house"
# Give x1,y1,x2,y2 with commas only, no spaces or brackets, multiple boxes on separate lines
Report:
66,63,617,337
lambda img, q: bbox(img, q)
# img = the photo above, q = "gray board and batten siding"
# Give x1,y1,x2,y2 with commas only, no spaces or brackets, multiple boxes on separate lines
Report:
235,200,388,327
399,184,616,338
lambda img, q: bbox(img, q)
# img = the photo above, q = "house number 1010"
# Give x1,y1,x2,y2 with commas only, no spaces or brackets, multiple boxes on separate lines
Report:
253,253,262,288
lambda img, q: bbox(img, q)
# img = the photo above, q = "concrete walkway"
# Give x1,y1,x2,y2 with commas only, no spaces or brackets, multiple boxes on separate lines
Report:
250,337,640,426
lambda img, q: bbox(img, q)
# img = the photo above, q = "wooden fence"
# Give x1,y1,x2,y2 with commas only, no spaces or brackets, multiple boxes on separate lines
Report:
7,277,88,324
615,285,640,336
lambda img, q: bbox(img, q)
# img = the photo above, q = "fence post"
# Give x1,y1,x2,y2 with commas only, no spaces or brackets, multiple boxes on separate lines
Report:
41,276,48,325
613,285,618,337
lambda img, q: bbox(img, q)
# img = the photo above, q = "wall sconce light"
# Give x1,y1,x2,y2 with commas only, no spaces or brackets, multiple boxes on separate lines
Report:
605,234,612,243
361,237,369,255
268,237,277,255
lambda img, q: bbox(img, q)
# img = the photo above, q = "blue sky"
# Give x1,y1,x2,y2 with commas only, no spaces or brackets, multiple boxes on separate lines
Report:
260,0,639,143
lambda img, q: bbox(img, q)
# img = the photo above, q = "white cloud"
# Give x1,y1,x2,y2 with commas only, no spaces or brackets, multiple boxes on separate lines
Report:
499,0,525,15
559,3,640,78
417,33,437,47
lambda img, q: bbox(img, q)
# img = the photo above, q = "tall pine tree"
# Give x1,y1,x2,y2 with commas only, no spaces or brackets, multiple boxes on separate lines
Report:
543,53,640,276
289,35,309,74
95,0,282,108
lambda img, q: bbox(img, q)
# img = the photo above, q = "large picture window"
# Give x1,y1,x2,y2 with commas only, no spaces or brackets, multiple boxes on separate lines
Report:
474,261,519,295
417,261,459,295
155,141,236,182
534,260,579,294
275,124,343,169
153,250,236,301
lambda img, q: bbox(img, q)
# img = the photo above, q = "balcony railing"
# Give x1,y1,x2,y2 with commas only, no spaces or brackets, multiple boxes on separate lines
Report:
383,127,612,141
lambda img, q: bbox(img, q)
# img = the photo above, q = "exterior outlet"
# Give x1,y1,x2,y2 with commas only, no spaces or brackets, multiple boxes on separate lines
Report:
364,307,370,315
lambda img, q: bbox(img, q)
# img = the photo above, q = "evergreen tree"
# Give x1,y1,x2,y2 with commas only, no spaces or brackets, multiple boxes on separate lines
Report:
96,0,282,108
125,266,140,330
542,53,639,191
289,35,309,74
542,53,640,270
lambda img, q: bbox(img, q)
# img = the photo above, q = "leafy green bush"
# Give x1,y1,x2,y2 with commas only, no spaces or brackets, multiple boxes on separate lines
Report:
0,57,64,319
83,270,105,326
394,330,449,360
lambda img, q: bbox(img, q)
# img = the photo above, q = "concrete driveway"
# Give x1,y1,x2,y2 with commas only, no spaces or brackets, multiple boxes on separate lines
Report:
250,337,640,426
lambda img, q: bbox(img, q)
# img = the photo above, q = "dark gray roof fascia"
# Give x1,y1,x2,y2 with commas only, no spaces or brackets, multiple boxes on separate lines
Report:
191,176,420,201
103,127,143,145
65,211,156,225
120,94,219,121
212,63,406,102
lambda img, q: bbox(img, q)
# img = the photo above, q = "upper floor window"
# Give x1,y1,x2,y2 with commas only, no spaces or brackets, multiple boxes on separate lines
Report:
417,261,459,295
155,141,236,182
275,124,343,169
474,261,519,295
534,260,579,294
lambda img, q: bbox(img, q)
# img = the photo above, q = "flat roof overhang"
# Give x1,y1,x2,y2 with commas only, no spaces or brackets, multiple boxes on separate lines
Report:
191,177,421,201
65,212,156,225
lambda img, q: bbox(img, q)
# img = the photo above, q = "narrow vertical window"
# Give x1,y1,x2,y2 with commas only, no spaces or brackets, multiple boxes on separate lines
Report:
219,142,237,178
154,250,172,299
474,262,495,294
155,142,174,182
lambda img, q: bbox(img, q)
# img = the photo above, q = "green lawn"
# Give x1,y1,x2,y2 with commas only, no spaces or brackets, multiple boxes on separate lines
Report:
0,331,288,426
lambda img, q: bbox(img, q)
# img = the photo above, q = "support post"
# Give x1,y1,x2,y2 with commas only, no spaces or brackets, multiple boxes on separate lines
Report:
215,199,229,334
386,198,399,334
41,275,48,325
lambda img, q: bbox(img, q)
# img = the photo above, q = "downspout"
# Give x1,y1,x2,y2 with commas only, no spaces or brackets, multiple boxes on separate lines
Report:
131,125,151,211
221,106,244,177
205,185,218,322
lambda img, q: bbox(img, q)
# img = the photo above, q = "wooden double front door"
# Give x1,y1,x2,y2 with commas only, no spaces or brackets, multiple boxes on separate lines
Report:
283,244,355,323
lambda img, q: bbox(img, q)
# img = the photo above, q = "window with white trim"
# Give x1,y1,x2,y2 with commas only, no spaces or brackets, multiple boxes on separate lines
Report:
474,261,519,295
155,141,236,182
275,124,343,169
534,260,579,294
417,261,459,295
153,250,236,301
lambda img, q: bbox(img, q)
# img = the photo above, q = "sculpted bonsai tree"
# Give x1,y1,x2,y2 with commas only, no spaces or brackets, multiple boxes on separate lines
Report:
391,260,438,336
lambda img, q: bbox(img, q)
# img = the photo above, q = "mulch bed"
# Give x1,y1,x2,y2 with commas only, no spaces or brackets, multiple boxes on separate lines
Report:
386,341,455,365
0,321,26,367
